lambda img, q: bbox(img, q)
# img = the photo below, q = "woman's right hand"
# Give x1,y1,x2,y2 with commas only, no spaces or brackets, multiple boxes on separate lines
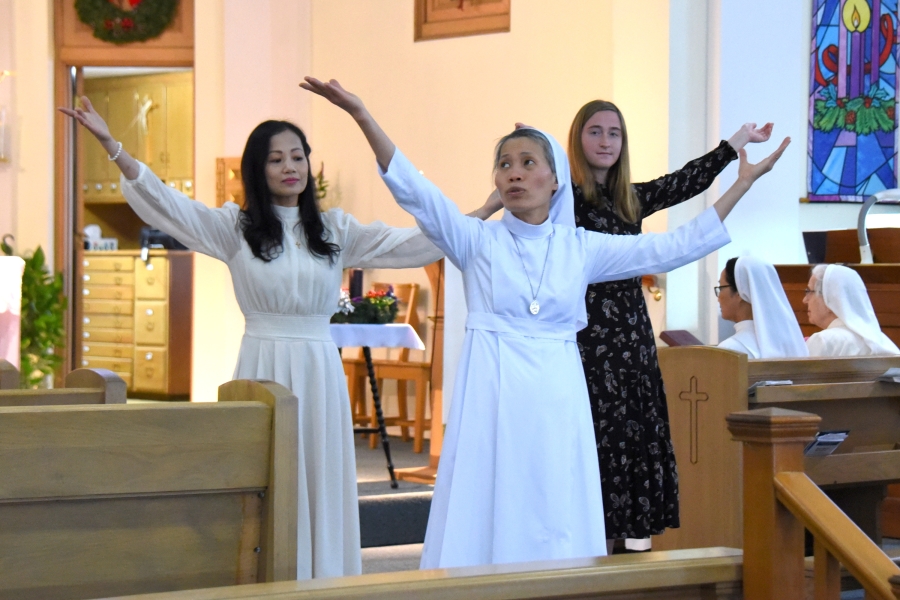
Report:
58,96,113,144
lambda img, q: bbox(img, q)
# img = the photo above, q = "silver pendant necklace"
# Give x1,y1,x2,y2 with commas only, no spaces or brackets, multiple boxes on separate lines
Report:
510,230,553,315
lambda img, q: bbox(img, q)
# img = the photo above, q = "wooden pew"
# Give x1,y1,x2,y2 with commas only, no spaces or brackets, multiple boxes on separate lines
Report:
0,359,16,389
100,547,744,599
0,379,298,599
0,366,127,405
654,347,900,551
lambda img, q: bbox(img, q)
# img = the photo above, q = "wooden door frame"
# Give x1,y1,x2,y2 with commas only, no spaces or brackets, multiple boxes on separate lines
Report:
53,0,194,377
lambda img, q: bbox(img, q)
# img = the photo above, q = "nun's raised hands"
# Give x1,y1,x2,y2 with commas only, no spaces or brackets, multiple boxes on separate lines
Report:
301,77,395,171
713,136,790,221
301,77,366,119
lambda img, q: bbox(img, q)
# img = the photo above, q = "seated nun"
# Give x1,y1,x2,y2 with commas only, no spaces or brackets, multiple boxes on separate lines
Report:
715,256,808,358
804,264,900,356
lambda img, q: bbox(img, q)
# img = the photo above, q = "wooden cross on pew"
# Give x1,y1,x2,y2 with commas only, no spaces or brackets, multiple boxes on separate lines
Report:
679,376,708,465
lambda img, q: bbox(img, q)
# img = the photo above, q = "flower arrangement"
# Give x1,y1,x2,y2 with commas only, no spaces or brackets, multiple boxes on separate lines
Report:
331,286,399,324
813,83,896,135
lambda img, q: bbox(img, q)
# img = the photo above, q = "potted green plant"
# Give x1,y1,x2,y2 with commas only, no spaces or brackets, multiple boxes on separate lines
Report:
1,235,67,388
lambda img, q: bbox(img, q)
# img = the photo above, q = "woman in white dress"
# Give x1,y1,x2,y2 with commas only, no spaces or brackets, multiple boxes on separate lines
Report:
716,256,808,358
804,264,900,356
60,98,502,579
302,77,788,568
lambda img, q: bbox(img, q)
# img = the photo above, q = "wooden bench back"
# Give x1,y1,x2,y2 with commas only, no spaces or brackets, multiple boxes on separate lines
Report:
0,367,127,405
0,379,297,599
655,347,900,552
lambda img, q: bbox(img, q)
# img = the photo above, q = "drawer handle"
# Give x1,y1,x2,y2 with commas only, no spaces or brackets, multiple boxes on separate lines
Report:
83,317,91,324
83,274,90,282
83,260,89,267
115,276,122,284
146,263,154,271
145,367,155,377
95,183,103,191
82,360,88,367
115,291,122,299
146,309,153,316
146,322,155,331
146,276,155,285
82,184,88,192
83,346,90,352
83,289,90,296
110,183,117,191
145,352,153,361
114,263,123,271
113,306,121,314
83,332,90,338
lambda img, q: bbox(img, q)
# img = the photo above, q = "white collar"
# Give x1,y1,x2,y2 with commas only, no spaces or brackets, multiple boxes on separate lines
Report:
501,210,553,239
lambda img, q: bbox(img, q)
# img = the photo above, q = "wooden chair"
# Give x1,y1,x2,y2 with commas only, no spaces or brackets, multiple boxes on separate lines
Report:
0,378,298,598
371,282,436,454
0,366,127,405
342,282,423,440
0,359,17,389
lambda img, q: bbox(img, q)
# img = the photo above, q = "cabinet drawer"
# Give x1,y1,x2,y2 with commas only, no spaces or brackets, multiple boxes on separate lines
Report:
83,257,134,272
82,342,133,358
135,257,169,300
134,301,168,345
83,272,134,286
80,356,133,373
82,328,134,344
83,300,134,316
133,347,167,393
83,285,134,301
83,315,134,330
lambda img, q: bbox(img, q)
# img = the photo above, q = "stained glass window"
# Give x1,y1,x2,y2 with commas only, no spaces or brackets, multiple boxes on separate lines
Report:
808,0,899,202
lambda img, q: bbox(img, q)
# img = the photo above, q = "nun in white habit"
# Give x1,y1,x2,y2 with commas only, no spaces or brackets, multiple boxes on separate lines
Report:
716,256,808,358
804,264,900,356
301,76,789,568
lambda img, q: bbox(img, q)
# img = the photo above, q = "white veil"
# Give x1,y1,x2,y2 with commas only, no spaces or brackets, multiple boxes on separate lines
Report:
821,264,900,355
537,128,576,229
733,256,808,357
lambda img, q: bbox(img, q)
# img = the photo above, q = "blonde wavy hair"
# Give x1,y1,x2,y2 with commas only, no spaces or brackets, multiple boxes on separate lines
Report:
568,100,640,223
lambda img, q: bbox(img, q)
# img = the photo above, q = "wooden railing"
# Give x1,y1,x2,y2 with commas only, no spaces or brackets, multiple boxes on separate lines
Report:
727,407,900,600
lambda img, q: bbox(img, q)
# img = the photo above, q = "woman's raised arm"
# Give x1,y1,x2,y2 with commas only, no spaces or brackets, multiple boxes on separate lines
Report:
58,96,140,180
713,136,791,221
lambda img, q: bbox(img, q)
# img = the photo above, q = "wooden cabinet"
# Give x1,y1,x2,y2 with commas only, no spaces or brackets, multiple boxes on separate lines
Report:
81,250,192,398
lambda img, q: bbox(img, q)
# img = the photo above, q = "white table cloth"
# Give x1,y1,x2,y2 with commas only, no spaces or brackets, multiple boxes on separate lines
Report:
330,323,424,350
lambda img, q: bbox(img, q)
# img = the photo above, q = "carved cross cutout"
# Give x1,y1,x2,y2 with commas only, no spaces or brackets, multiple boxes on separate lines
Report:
679,376,709,464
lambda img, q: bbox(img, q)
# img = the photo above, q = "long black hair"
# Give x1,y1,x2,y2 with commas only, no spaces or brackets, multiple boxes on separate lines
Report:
238,120,340,263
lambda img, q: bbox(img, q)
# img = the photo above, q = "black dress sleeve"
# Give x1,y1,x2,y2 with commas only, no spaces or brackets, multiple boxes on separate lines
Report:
634,140,737,219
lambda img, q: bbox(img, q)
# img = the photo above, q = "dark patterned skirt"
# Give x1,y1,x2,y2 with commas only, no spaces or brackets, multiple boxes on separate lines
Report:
577,278,680,539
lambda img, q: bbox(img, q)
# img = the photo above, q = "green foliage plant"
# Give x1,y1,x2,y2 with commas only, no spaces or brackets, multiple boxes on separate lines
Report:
1,236,67,388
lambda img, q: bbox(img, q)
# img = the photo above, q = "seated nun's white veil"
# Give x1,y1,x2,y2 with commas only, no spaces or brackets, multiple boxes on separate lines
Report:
733,256,808,357
821,265,900,355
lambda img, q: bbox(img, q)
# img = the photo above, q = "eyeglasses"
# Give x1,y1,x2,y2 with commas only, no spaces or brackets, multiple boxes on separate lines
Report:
713,284,733,297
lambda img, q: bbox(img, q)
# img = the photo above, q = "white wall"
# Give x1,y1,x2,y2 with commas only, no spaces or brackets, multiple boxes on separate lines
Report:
0,0,14,241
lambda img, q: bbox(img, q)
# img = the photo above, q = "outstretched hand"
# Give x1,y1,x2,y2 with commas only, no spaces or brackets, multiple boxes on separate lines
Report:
300,77,366,118
738,136,791,183
728,122,774,152
58,96,113,143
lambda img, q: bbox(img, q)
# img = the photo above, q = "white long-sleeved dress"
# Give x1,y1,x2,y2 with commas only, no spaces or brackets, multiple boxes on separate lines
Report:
379,149,731,568
121,162,443,579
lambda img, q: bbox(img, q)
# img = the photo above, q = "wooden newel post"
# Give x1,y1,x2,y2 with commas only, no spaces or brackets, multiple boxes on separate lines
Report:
726,407,821,600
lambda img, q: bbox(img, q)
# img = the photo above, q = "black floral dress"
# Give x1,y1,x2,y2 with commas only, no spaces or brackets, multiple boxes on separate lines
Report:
575,140,737,539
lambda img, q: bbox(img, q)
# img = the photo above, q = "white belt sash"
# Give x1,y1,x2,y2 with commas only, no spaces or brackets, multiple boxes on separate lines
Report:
465,312,576,342
243,313,333,342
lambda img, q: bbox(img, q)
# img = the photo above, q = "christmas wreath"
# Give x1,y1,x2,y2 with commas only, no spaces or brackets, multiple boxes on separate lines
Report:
75,0,179,45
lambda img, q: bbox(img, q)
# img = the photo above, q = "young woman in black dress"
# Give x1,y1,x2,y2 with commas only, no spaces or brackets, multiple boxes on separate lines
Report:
568,100,774,543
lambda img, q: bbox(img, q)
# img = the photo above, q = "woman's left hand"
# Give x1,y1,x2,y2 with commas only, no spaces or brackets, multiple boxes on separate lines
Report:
737,136,791,183
728,122,774,151
301,77,366,119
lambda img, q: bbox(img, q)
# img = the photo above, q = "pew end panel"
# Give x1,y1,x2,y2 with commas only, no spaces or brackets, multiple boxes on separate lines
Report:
653,347,748,551
218,379,299,583
0,379,298,599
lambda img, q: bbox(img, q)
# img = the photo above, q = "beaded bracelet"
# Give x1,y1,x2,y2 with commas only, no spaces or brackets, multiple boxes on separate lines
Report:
107,141,123,161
